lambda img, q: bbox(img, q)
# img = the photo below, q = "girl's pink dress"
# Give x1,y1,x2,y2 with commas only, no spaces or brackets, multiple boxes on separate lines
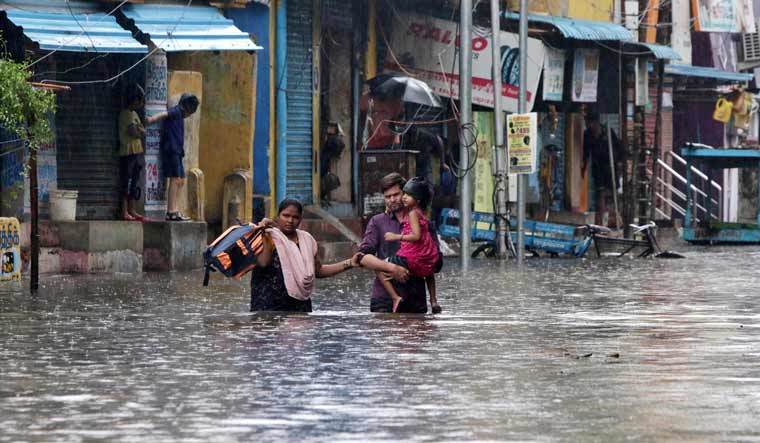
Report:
396,209,438,277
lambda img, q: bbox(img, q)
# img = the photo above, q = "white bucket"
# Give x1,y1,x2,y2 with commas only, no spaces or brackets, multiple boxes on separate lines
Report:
49,189,78,221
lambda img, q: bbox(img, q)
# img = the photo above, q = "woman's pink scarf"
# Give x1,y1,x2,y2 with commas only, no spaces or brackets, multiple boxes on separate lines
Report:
267,228,317,300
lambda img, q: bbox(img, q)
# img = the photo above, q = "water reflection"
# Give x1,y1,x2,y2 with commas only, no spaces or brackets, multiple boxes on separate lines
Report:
1,246,759,441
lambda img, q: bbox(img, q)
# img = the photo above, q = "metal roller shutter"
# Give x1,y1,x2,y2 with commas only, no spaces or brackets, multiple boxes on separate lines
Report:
54,54,122,220
285,0,314,203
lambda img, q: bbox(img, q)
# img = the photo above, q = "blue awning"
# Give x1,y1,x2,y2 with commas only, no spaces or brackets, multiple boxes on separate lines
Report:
503,12,634,41
0,1,147,53
628,42,682,60
122,4,262,52
665,64,753,82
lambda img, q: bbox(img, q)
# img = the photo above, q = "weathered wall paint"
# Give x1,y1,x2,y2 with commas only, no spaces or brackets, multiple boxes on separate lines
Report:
168,51,257,226
167,70,203,218
568,0,615,22
226,3,271,196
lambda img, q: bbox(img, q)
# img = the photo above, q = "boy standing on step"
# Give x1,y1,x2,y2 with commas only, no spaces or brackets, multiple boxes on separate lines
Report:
146,93,199,221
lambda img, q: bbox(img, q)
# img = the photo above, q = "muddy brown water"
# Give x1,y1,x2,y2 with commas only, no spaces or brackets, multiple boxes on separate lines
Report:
1,246,759,441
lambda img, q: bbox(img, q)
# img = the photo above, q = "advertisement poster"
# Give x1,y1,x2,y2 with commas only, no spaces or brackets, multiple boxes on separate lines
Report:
543,48,566,102
507,113,537,175
0,217,21,281
572,49,599,103
692,0,738,32
473,112,495,214
144,154,166,213
388,13,546,113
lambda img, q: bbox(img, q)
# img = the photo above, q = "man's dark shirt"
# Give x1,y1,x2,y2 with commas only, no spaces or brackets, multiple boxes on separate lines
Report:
359,211,438,313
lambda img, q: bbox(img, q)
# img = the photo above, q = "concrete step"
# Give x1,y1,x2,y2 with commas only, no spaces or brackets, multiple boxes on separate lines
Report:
299,217,362,243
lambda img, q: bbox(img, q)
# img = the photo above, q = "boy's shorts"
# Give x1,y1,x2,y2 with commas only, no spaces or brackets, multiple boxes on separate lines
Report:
162,153,185,178
119,153,144,199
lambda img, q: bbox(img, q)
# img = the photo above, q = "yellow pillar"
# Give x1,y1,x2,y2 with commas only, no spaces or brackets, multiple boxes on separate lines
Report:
365,0,377,79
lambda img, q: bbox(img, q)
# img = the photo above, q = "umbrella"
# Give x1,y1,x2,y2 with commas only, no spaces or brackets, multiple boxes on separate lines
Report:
367,74,442,108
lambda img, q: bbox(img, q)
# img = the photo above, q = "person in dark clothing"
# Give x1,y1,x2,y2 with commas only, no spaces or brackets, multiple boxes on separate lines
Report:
358,173,443,314
146,93,199,221
402,126,443,183
582,113,624,226
250,199,361,312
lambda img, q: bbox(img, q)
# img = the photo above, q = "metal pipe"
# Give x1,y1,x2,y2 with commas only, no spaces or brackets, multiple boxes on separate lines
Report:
30,136,39,292
275,0,288,204
352,39,361,212
516,0,528,264
459,0,473,268
490,0,507,258
649,60,665,222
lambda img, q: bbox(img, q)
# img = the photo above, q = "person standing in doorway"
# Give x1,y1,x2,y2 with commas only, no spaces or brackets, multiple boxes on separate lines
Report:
146,93,199,221
582,112,624,226
118,84,146,221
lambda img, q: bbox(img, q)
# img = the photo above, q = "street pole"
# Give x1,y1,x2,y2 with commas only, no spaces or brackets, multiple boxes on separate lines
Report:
490,0,508,258
516,0,528,264
459,0,473,268
29,139,39,293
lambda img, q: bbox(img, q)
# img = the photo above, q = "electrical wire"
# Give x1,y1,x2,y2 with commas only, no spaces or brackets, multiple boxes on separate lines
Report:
65,0,98,53
36,0,193,86
24,0,130,69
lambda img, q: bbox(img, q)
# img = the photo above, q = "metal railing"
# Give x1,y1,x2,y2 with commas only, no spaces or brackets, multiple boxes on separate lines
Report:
648,150,722,223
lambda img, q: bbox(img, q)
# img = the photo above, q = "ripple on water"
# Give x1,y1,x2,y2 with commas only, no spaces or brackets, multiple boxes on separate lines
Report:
0,248,759,441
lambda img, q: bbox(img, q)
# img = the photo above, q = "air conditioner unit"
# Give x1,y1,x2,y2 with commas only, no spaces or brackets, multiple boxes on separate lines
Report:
741,21,760,62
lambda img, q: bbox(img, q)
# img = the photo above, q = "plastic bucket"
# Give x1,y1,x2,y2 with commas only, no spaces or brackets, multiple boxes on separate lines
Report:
49,189,78,221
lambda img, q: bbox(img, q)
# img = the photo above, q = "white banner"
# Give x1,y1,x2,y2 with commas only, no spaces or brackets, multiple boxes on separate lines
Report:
387,13,545,113
572,49,599,103
543,47,565,102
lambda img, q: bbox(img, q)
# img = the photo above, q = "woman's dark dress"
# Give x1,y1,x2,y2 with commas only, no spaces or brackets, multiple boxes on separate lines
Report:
250,249,312,312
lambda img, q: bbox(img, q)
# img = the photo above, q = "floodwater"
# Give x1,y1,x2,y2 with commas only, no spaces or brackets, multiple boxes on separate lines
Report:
1,245,759,442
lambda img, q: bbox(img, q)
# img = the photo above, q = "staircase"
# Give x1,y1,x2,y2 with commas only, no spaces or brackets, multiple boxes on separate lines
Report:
300,206,362,262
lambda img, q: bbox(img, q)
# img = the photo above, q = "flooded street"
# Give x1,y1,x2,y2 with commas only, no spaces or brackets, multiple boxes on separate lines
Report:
2,246,760,442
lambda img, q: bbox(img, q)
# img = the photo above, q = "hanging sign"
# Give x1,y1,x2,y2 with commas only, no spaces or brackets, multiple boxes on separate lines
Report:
571,49,599,103
692,0,738,32
387,13,546,113
507,113,537,175
543,48,566,102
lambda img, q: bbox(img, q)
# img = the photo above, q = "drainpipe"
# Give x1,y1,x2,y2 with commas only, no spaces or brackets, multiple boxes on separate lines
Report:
268,0,277,216
351,7,362,212
275,0,288,205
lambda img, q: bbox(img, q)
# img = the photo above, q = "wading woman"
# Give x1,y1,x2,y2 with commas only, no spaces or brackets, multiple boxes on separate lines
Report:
250,199,360,312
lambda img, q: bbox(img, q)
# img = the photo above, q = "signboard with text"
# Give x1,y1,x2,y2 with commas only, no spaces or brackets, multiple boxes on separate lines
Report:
571,49,599,103
507,113,537,175
388,13,546,113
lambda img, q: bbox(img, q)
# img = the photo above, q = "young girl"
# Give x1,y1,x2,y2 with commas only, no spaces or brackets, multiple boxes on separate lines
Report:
381,177,441,313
